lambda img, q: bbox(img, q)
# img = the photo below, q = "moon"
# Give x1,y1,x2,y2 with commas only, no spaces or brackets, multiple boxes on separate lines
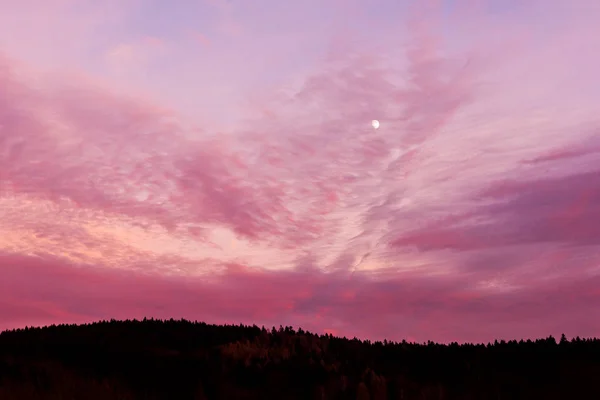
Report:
371,119,380,129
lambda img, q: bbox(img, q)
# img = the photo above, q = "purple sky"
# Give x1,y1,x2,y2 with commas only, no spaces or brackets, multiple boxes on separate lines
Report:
1,0,600,343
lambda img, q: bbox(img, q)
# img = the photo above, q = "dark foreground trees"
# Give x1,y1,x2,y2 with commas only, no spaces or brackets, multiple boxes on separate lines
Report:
0,319,599,399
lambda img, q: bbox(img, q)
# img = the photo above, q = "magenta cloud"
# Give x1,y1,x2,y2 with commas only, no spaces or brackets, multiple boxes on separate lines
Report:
1,0,600,343
2,251,600,344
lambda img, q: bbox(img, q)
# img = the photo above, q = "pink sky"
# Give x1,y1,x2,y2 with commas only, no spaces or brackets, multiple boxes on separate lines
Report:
1,0,600,343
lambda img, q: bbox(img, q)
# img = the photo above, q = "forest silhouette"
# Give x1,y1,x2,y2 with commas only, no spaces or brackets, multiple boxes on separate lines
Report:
0,318,599,399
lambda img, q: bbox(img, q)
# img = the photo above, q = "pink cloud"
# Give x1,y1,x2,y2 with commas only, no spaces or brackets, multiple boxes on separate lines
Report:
191,32,211,47
1,53,291,241
523,133,600,165
1,0,600,343
391,169,600,256
1,251,600,343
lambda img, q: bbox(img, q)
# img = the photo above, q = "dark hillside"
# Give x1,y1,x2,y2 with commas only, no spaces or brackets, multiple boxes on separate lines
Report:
0,319,599,399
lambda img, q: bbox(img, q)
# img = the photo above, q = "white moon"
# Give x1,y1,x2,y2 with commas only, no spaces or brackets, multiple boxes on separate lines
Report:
371,119,380,129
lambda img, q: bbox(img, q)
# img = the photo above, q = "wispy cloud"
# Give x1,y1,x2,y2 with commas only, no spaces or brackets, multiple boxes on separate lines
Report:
2,251,600,343
1,0,599,342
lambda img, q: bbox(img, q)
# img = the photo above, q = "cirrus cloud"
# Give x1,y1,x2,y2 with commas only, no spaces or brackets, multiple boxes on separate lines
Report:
1,0,600,343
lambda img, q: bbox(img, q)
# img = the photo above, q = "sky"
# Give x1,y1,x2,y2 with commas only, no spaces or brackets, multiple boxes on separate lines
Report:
1,0,600,344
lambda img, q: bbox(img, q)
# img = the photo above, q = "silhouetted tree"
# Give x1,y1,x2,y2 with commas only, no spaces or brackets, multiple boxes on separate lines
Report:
1,319,600,399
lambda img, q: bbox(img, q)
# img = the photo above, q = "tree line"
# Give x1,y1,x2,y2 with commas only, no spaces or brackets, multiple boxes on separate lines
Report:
0,318,599,399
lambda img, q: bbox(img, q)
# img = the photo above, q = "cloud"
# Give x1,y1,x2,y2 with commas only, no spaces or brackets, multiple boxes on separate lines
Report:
523,132,600,165
190,32,211,47
0,14,482,250
1,251,600,343
391,168,600,251
2,0,600,343
0,53,278,240
105,36,168,74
